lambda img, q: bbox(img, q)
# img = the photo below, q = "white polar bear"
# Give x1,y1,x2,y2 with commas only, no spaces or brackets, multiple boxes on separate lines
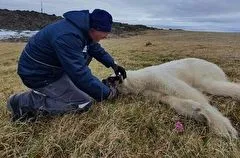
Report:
105,58,240,138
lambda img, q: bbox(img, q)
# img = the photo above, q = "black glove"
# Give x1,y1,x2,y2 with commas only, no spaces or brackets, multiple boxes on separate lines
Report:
112,64,127,79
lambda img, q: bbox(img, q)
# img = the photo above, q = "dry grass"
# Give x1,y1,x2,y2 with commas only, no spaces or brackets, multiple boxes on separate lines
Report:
1,30,240,157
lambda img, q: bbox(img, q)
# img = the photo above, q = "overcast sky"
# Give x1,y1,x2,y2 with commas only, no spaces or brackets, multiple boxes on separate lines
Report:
0,0,240,32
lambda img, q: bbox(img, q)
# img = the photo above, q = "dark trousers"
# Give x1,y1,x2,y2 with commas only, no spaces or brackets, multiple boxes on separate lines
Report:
8,74,93,115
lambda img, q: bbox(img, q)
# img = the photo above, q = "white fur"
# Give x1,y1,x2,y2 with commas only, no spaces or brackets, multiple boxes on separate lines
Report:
118,58,239,138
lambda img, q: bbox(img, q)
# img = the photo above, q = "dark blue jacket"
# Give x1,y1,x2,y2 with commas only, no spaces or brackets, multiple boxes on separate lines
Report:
17,10,115,101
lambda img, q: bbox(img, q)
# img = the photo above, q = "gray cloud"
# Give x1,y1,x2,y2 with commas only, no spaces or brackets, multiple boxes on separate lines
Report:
0,0,239,32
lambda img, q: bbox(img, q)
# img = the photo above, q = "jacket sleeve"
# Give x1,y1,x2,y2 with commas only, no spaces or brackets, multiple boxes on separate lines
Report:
87,42,115,68
52,34,110,102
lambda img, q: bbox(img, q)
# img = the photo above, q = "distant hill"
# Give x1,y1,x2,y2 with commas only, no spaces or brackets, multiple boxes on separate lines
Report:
0,9,155,34
0,9,61,30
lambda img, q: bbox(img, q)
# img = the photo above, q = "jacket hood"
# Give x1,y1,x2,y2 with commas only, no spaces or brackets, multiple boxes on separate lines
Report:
63,10,90,32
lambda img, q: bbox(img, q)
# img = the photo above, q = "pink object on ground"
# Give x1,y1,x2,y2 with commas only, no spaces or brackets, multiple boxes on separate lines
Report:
175,121,184,132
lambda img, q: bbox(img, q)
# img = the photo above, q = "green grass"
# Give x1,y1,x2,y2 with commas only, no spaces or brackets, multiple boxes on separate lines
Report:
1,30,240,157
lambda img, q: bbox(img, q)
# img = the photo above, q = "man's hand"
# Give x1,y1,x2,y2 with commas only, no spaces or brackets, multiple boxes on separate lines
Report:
102,78,118,99
112,64,127,79
107,85,118,99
